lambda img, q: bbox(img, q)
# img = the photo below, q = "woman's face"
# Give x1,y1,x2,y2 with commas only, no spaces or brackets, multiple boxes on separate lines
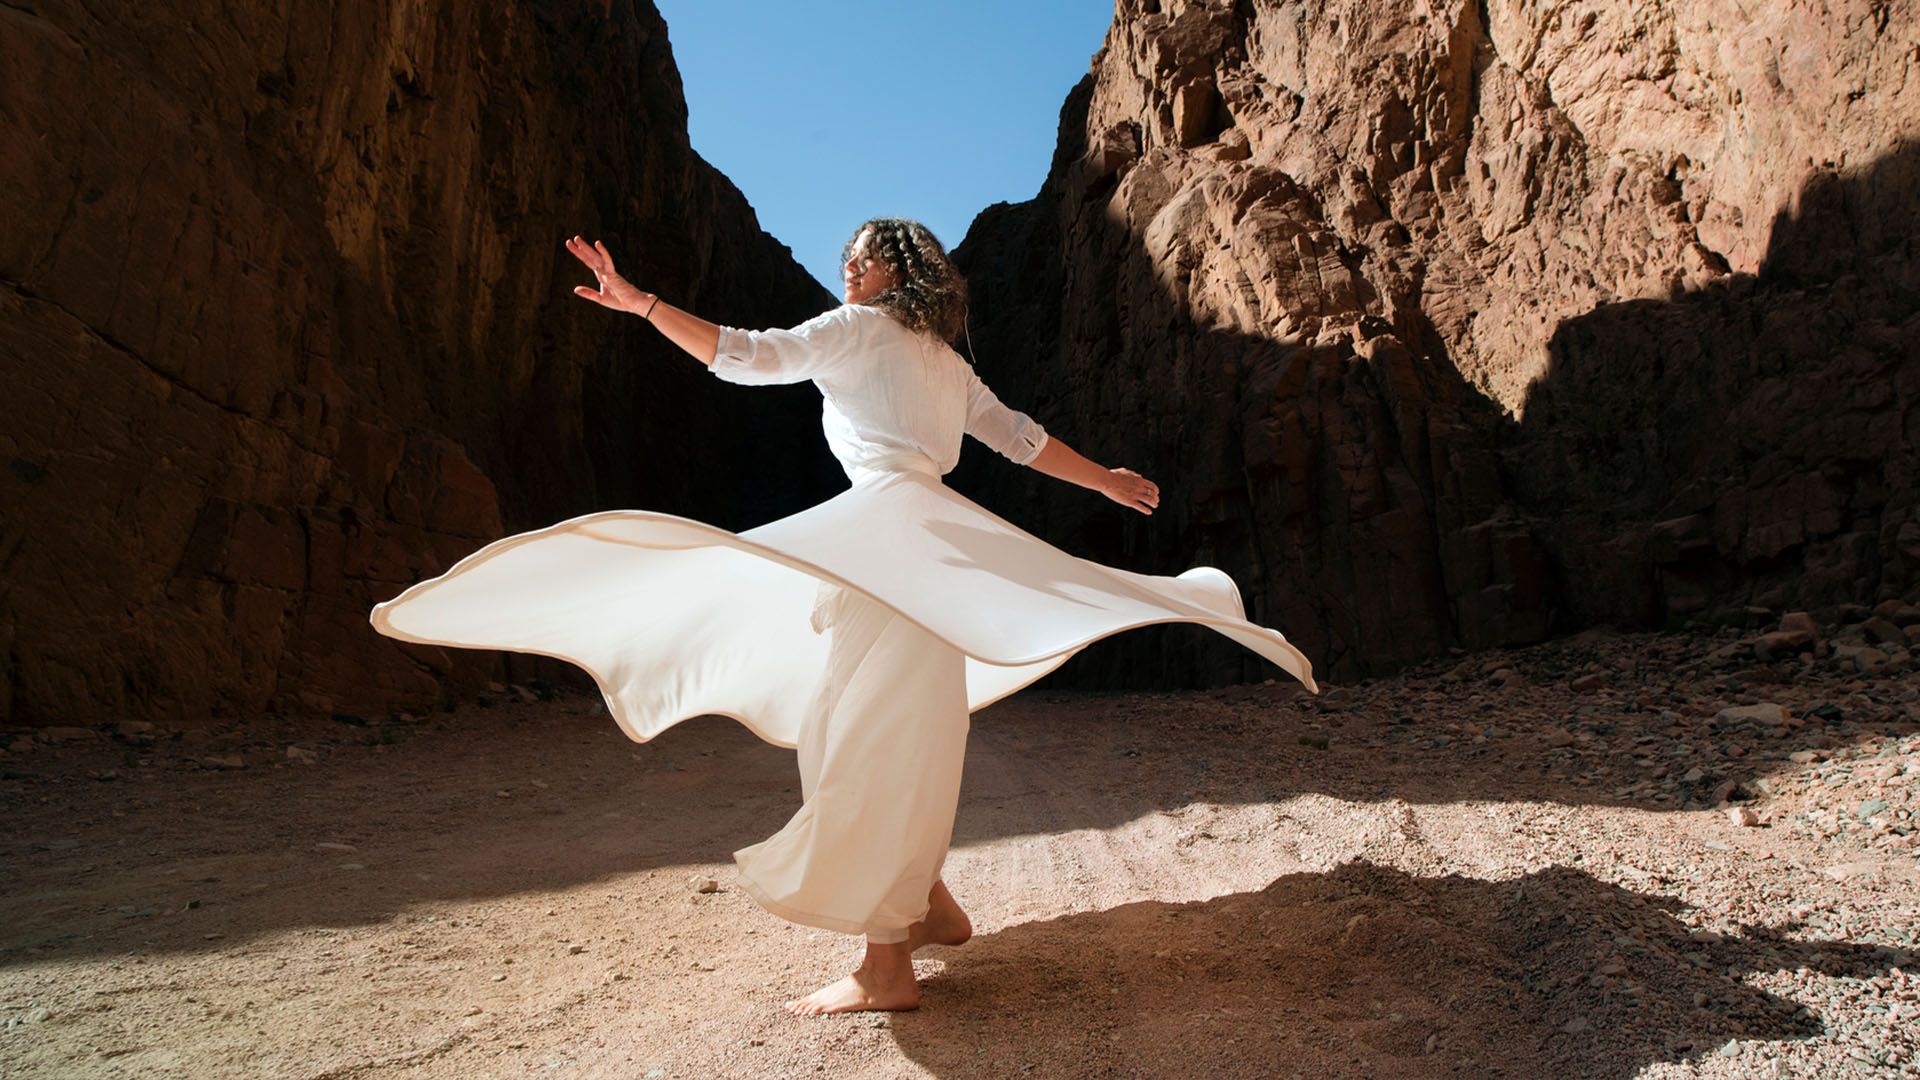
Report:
842,229,899,305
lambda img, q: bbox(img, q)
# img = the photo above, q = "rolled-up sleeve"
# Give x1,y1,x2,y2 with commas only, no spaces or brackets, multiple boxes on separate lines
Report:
711,305,864,385
964,367,1050,465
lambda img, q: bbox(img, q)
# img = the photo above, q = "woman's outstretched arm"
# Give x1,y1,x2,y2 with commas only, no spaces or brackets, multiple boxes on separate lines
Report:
1027,437,1161,516
566,235,719,365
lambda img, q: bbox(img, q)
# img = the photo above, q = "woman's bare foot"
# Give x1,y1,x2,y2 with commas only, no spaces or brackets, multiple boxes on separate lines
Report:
782,881,969,1016
783,940,919,1016
905,878,972,952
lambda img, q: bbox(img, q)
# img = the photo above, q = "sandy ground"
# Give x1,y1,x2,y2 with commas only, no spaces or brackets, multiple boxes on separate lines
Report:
3,624,1919,1079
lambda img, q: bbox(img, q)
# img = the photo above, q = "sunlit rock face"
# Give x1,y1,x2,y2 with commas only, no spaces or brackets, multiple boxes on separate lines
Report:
0,3,836,725
952,0,1917,685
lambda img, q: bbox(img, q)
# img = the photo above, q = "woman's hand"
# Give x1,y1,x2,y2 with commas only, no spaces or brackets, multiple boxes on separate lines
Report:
566,235,654,316
1101,467,1160,515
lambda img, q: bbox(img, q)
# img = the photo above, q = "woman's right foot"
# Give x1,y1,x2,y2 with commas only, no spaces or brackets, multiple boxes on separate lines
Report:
906,879,972,952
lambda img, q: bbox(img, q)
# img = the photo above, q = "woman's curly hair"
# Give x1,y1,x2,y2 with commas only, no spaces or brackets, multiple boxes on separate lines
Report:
842,217,969,342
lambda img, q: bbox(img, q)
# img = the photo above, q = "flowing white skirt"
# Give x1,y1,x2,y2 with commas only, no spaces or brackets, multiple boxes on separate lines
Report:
369,456,1317,937
731,583,970,941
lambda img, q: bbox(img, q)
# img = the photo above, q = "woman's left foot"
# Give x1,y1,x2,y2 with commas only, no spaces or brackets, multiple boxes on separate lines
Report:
784,943,919,1016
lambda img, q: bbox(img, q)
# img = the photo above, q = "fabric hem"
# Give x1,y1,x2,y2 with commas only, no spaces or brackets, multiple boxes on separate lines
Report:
731,852,924,940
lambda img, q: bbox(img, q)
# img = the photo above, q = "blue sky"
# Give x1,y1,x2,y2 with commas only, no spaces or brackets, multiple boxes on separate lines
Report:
654,1,1114,294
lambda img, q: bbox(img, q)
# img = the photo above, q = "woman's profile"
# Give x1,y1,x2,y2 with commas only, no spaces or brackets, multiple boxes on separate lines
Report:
369,217,1316,1016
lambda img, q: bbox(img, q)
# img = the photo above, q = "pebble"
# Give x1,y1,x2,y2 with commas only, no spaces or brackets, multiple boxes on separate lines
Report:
1715,702,1789,727
1729,806,1761,827
314,842,358,854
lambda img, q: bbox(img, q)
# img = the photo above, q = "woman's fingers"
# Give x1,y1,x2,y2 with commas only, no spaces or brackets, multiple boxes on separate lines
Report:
566,235,607,274
572,284,616,308
565,236,597,273
594,239,616,273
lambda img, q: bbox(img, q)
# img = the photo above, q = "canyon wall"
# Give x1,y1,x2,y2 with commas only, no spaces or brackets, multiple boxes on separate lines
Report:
0,1,838,725
952,0,1918,686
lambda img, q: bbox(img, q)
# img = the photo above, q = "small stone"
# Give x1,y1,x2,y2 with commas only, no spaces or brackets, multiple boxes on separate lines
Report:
202,754,245,770
692,878,720,894
1544,728,1575,748
286,746,317,762
1729,806,1761,827
1833,644,1890,673
114,720,155,737
313,842,358,854
1860,617,1905,647
1859,798,1889,820
1715,703,1788,728
1789,750,1820,764
1682,767,1705,783
492,973,508,982
1780,611,1818,635
1752,631,1813,659
339,863,365,871
1560,1016,1590,1034
1571,673,1606,692
568,943,585,955
39,726,100,742
512,685,538,704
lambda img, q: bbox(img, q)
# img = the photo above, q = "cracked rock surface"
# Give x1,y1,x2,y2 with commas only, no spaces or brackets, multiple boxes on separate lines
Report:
0,2,838,727
950,0,1919,687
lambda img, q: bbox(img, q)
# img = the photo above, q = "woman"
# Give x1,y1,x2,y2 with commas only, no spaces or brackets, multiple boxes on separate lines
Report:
370,218,1316,1017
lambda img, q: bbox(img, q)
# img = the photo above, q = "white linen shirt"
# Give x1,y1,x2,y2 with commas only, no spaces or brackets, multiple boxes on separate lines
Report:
710,304,1049,481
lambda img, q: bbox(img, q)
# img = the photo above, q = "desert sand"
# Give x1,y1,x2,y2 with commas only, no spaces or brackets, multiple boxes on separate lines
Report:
4,625,1917,1078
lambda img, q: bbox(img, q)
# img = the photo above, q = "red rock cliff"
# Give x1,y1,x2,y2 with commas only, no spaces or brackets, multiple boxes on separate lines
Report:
951,0,1918,685
0,2,839,725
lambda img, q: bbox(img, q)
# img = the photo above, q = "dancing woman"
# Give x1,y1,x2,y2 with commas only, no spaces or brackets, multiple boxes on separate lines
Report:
370,217,1316,1016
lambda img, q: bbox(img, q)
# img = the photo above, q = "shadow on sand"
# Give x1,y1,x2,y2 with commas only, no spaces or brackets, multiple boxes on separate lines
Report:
891,860,1912,1080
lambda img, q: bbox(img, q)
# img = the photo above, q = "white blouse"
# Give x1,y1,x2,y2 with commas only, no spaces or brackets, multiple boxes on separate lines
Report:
710,304,1050,481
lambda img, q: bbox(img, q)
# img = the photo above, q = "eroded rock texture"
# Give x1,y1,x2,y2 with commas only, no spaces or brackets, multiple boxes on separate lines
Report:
1,2,836,725
952,0,1918,685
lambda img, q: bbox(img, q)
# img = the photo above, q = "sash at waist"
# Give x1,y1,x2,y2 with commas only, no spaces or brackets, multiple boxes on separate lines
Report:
846,451,943,481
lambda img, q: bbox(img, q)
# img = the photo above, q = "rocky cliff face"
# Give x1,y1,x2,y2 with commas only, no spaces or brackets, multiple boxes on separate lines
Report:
0,2,838,725
952,0,1918,686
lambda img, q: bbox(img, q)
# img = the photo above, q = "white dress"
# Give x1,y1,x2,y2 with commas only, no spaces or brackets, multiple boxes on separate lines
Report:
369,303,1317,941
